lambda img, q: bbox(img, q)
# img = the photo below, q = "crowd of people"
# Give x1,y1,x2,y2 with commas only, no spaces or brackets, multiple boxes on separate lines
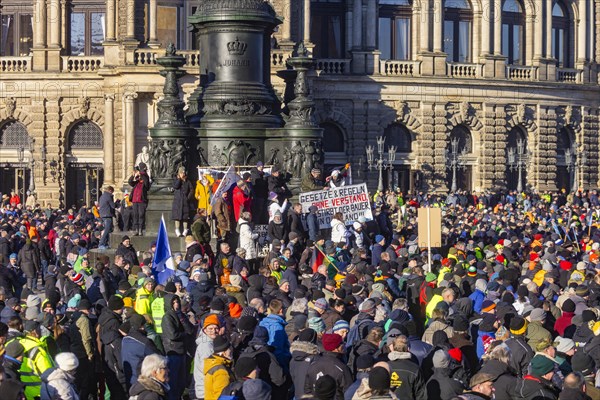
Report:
0,163,600,400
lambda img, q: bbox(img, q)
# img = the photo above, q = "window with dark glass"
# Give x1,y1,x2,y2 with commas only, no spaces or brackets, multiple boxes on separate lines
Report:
321,122,345,153
556,127,573,157
444,0,472,62
68,120,103,150
502,0,525,65
311,0,345,58
384,123,412,152
0,121,30,148
68,4,105,56
0,10,33,56
552,1,570,67
449,125,472,153
378,0,411,60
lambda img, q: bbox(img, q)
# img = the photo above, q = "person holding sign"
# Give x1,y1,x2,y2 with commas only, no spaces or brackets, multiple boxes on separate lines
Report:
301,168,325,192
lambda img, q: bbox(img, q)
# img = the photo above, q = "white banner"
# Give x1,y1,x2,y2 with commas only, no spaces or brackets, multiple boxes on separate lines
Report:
299,183,373,229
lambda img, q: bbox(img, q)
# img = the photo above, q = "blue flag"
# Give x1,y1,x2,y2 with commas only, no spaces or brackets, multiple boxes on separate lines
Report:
153,215,175,284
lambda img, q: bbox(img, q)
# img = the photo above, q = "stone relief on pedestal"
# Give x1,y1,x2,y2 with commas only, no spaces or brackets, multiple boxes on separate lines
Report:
211,140,259,166
5,97,16,119
203,100,272,116
149,138,188,179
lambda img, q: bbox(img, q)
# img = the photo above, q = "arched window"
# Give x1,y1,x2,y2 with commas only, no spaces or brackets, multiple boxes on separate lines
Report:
379,0,412,60
0,120,30,148
556,127,573,157
384,123,412,152
444,0,473,62
448,125,472,153
311,0,346,59
321,122,345,153
552,1,570,67
502,0,525,65
507,126,526,147
68,120,103,151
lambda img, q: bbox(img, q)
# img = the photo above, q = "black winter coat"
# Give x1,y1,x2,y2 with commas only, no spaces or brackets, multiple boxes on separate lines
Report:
0,236,11,264
479,359,518,400
99,190,116,218
18,241,40,278
239,342,287,397
425,368,466,400
268,220,288,244
289,340,320,400
161,294,193,355
304,352,352,400
387,351,426,400
250,168,268,199
504,335,534,377
128,172,151,203
129,376,168,400
171,178,194,221
115,243,139,267
287,209,306,238
514,376,559,400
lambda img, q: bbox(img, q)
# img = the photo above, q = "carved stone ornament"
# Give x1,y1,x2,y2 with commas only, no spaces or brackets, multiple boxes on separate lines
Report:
80,97,91,118
5,97,16,119
196,0,276,15
211,140,258,166
459,101,472,121
203,100,272,116
149,138,187,180
395,100,408,121
560,105,581,131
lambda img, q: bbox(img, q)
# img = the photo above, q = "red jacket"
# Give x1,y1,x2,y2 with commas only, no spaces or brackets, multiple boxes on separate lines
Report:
232,186,251,221
9,195,20,207
554,311,574,337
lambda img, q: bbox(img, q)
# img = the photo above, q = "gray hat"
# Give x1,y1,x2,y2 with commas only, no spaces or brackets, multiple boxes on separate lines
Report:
433,350,450,368
242,379,271,400
529,308,547,322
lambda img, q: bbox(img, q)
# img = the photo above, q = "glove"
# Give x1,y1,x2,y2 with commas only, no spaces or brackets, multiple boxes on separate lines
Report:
345,163,351,169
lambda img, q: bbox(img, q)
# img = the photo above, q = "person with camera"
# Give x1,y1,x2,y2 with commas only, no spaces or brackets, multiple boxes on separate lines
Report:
128,162,151,236
172,167,194,237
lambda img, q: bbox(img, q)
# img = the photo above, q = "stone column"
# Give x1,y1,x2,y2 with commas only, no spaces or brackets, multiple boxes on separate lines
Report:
534,0,543,58
60,0,67,47
104,95,115,185
493,0,502,55
481,2,491,55
420,1,430,52
303,0,310,43
353,0,362,49
126,0,135,39
49,0,60,47
124,93,138,178
148,0,158,46
106,0,116,41
366,0,376,49
433,0,443,52
545,0,552,57
282,0,291,42
578,0,587,61
34,0,47,47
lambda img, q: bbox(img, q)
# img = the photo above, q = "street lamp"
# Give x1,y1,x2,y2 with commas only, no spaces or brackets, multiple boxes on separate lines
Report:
366,136,397,192
28,138,35,193
507,138,528,193
445,137,466,193
565,144,587,192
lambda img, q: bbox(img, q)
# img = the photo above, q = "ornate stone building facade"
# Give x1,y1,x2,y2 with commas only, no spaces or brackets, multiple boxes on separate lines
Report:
0,0,599,206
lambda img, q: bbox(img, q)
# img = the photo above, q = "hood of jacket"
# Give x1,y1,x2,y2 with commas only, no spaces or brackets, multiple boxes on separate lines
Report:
203,354,233,375
163,293,179,313
454,297,474,317
43,367,75,384
130,376,167,397
290,340,319,357
388,350,412,361
248,274,264,290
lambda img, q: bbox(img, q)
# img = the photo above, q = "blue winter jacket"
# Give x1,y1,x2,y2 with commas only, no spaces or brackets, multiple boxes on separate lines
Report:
259,314,291,372
469,289,485,315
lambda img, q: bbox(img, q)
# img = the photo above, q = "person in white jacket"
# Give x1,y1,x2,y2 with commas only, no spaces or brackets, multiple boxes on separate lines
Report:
193,314,221,399
330,212,347,244
268,191,288,222
40,352,79,400
238,211,258,260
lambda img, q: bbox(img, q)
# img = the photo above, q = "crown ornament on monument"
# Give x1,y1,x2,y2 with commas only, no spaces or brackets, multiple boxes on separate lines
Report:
227,37,248,56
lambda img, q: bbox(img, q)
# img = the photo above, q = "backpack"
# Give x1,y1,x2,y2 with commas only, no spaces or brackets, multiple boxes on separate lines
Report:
345,317,374,349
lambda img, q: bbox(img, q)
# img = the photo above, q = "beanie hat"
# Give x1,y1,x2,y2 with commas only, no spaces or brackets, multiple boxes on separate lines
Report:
107,295,124,311
356,354,375,371
530,354,556,377
71,273,84,285
213,335,230,353
582,309,597,323
55,352,79,372
203,314,221,329
572,352,596,376
242,379,271,400
433,350,450,368
118,280,131,291
332,320,350,333
510,316,527,335
369,367,391,392
448,347,463,363
5,341,25,359
470,372,496,388
67,294,81,310
210,298,226,312
314,298,329,311
164,282,176,293
314,375,337,398
78,298,92,311
321,333,343,352
359,299,376,314
234,357,257,379
308,317,326,333
129,313,146,331
561,299,576,313
529,308,547,322
251,326,270,345
554,337,575,354
481,300,496,313
237,316,258,333
298,328,317,344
